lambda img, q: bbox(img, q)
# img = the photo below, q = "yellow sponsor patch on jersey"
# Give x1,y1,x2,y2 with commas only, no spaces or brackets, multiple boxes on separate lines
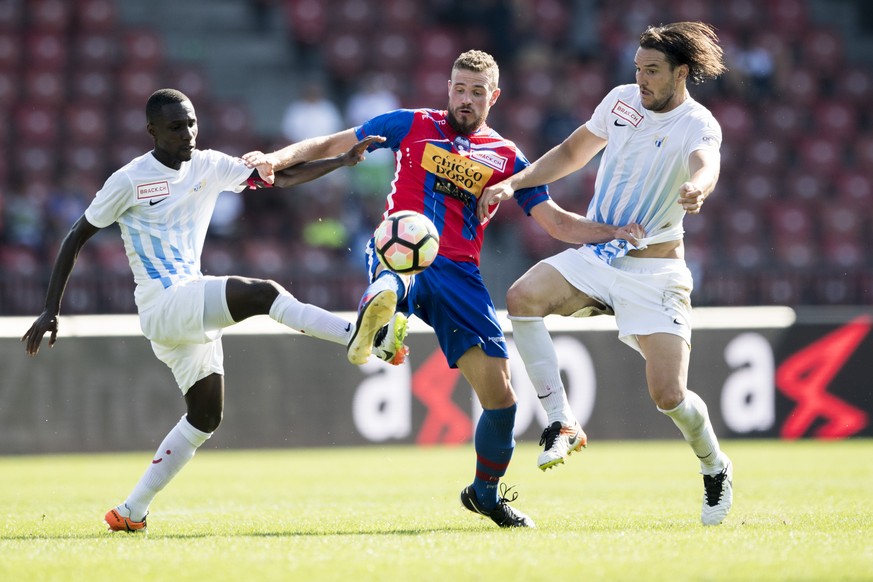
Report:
422,143,493,198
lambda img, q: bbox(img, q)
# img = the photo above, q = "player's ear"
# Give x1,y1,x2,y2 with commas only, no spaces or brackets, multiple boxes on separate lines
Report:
489,87,501,106
146,122,156,139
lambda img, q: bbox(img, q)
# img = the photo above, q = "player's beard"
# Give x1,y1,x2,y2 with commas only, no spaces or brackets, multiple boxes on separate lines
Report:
447,107,485,135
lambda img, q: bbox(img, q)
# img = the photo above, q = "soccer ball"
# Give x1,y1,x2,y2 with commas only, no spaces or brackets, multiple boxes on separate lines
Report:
373,211,440,274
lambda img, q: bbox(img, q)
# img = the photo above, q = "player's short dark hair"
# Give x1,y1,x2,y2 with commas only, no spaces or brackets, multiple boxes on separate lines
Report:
453,50,499,89
639,22,727,84
146,88,191,123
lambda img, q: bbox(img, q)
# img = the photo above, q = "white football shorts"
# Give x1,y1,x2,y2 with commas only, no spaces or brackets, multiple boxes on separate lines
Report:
543,246,693,355
139,276,227,393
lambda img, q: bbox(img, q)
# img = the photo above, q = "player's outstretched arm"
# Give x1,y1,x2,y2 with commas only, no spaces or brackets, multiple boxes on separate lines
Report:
477,124,607,224
22,215,101,356
264,135,385,189
530,200,645,246
242,128,360,175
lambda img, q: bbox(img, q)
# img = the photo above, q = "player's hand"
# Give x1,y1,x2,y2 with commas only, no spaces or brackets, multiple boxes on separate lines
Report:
341,135,385,167
241,151,277,185
678,181,707,214
615,223,646,248
478,183,514,224
21,311,59,356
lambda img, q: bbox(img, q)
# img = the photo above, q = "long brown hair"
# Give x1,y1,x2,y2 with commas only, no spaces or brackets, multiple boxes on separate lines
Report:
639,22,727,84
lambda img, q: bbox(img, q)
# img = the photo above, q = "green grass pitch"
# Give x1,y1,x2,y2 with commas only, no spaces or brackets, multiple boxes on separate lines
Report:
1,439,871,581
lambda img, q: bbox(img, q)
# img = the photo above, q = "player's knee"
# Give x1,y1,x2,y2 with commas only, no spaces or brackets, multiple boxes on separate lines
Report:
505,280,531,316
187,403,223,433
227,277,283,319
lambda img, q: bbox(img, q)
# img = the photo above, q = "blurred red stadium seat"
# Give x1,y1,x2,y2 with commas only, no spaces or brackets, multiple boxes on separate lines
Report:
419,28,462,70
64,102,109,145
759,103,805,141
25,29,67,69
70,67,115,103
323,31,365,79
76,0,118,33
117,68,163,105
121,29,164,68
15,142,57,174
0,32,20,68
335,0,375,32
375,32,415,73
709,100,753,141
813,100,857,139
382,0,417,32
74,32,118,68
785,171,827,201
27,0,70,32
14,104,60,144
62,142,106,177
797,136,843,177
285,0,326,46
802,27,844,72
835,170,873,204
166,66,211,102
778,68,819,105
767,0,809,36
22,67,66,105
0,68,18,107
834,66,873,105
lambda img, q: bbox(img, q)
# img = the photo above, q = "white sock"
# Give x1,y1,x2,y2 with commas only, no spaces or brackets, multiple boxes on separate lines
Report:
509,315,575,425
269,291,353,345
659,390,724,474
124,415,211,521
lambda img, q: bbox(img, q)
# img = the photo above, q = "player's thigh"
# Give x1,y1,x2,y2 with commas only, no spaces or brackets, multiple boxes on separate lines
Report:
637,332,690,408
456,347,515,410
507,261,600,317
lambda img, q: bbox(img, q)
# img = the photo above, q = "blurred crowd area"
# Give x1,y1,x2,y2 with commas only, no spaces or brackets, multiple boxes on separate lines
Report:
2,0,873,316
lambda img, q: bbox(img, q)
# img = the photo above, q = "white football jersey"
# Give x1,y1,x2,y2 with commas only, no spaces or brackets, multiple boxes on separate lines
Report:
584,84,721,262
85,149,252,310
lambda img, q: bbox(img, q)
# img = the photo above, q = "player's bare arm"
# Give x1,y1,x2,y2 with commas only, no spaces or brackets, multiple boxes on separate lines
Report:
265,135,386,188
679,148,720,214
477,124,607,223
242,128,360,174
530,200,645,246
22,216,101,356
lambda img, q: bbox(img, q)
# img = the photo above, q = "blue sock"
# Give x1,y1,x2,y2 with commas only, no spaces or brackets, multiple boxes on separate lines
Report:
471,404,517,511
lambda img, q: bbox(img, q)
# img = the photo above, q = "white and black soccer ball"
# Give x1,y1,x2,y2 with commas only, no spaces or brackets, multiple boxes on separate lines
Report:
373,211,440,274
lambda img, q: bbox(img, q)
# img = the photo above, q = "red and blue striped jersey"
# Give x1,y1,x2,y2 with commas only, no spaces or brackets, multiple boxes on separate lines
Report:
355,108,549,265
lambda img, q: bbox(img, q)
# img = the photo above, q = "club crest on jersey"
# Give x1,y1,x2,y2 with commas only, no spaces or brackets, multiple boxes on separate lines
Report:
612,100,643,127
136,180,170,200
453,135,471,152
654,135,668,148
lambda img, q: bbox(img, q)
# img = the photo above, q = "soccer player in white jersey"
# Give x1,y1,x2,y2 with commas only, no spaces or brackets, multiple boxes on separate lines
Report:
478,22,733,526
22,88,406,532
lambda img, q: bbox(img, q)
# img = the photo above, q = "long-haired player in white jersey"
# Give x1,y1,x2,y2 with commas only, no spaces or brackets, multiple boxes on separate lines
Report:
22,88,406,532
478,22,733,526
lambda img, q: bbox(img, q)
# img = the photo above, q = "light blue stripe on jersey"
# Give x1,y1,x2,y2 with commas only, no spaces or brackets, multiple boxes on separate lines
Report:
130,229,172,288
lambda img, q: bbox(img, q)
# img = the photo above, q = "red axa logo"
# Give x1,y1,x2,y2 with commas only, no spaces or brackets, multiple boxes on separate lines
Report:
412,349,472,445
776,315,871,439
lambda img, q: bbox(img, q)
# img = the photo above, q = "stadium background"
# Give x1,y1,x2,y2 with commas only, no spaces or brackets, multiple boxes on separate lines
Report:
2,0,873,316
1,0,872,453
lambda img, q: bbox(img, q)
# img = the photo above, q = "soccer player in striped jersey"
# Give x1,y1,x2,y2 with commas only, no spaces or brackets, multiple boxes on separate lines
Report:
22,88,398,532
246,50,640,528
479,22,733,526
